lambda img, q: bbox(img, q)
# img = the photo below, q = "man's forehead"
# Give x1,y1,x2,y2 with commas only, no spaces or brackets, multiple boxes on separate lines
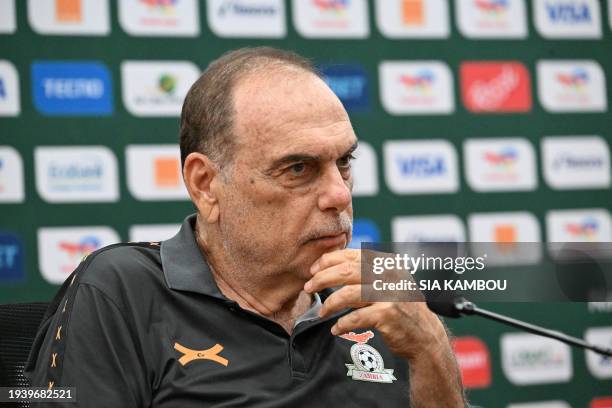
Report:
232,68,355,158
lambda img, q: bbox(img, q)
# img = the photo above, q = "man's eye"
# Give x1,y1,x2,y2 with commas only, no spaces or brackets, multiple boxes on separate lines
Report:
338,154,355,168
290,163,306,175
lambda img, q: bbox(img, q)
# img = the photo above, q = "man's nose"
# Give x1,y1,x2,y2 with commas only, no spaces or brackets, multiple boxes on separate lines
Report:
318,166,352,213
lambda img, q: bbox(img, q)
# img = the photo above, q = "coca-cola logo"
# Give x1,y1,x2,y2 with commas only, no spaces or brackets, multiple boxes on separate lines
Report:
452,336,491,389
461,61,532,113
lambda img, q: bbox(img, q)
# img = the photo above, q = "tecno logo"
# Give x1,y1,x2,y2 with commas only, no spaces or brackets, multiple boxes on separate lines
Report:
460,61,531,113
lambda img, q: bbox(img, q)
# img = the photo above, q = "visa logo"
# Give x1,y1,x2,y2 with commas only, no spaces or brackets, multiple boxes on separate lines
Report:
59,236,101,259
314,0,349,13
557,69,588,89
565,217,598,237
32,62,113,116
483,148,518,167
476,0,509,13
400,70,434,91
545,2,592,23
397,156,446,177
320,64,369,111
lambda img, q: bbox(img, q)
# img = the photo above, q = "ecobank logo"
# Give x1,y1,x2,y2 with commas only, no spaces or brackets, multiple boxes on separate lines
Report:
319,64,369,112
119,0,200,37
542,136,610,190
0,232,24,283
460,61,531,113
38,227,119,284
537,60,606,112
126,145,188,200
0,0,16,34
292,0,369,38
534,0,601,38
501,332,572,385
122,61,200,117
452,336,491,389
384,140,458,194
379,61,454,115
464,138,537,192
208,0,286,38
0,60,20,116
391,215,466,243
546,209,611,242
35,146,119,203
456,0,528,39
0,146,25,203
32,62,113,116
374,0,449,38
585,327,612,379
27,0,110,35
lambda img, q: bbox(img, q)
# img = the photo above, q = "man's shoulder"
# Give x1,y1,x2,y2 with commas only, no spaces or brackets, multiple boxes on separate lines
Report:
75,241,165,298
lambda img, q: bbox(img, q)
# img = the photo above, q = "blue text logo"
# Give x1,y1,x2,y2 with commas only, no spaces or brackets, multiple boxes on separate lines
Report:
319,64,369,111
0,232,24,283
32,62,113,116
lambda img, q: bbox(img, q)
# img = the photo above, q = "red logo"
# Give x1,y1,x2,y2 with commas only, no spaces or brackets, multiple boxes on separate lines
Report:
460,62,531,113
452,336,491,389
339,330,374,344
591,397,612,408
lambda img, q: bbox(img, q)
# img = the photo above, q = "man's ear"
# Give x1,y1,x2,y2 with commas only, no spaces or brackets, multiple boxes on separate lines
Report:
183,152,221,224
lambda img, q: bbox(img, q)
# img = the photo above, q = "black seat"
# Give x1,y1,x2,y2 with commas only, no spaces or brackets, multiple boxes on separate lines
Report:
0,303,49,408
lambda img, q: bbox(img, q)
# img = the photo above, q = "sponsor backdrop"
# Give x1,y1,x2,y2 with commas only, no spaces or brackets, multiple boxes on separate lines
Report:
0,0,611,406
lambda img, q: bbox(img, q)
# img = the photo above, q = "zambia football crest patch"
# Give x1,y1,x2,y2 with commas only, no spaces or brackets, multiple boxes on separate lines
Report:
339,331,397,383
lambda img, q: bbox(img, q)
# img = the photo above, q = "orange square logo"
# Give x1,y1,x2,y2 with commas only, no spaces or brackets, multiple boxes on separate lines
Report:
154,157,180,188
55,0,82,22
494,225,516,243
402,0,424,26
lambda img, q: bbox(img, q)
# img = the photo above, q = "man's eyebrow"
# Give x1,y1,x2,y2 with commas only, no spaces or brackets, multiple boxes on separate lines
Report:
268,141,359,170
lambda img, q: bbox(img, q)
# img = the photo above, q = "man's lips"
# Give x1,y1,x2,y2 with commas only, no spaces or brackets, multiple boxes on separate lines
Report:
308,232,347,247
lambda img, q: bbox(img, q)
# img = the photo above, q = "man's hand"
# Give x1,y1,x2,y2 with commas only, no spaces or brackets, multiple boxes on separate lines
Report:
304,248,466,408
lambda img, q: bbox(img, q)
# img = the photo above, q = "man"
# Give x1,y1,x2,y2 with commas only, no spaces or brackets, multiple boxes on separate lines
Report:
26,47,465,407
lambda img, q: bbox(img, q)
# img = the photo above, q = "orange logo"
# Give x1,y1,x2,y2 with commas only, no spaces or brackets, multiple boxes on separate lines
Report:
154,157,180,188
174,342,229,367
56,0,82,22
402,0,424,26
339,330,374,344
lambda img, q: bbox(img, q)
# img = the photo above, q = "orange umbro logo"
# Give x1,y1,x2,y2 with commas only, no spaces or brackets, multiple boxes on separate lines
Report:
174,342,229,367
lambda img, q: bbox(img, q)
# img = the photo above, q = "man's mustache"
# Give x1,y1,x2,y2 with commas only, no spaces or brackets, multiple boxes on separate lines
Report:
301,213,353,243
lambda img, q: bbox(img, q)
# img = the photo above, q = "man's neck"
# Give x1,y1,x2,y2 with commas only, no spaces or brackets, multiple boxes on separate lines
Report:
195,220,313,334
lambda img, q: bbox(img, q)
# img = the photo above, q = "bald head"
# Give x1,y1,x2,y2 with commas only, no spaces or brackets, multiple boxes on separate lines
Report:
179,47,322,170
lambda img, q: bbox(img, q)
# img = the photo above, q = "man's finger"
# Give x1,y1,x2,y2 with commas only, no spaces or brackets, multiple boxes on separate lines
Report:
319,285,371,318
310,248,359,275
330,306,381,336
305,262,360,293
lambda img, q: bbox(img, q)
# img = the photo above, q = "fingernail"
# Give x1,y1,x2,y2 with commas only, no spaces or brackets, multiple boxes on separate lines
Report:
304,281,312,292
310,261,320,275
330,325,338,335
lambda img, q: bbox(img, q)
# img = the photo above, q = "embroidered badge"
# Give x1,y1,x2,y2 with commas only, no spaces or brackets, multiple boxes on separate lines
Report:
339,331,397,383
174,342,229,367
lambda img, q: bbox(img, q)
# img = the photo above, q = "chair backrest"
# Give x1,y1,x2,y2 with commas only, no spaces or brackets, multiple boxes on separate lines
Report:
0,302,49,407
